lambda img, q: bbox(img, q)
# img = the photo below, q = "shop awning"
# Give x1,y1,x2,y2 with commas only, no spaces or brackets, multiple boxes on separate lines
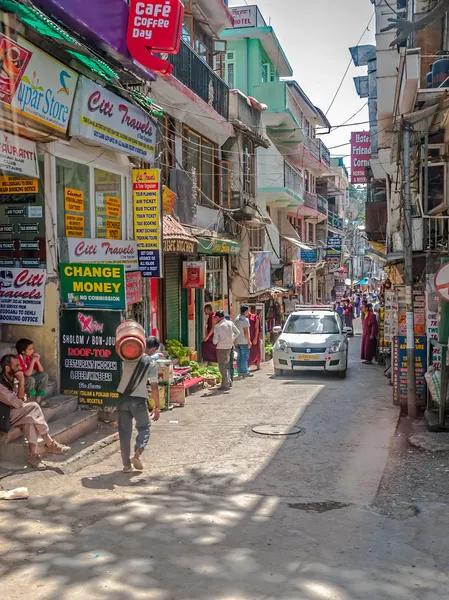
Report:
282,236,313,251
163,216,197,255
197,236,241,256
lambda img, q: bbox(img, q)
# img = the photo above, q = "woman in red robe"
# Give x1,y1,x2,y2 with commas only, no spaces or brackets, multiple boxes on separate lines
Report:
361,304,379,364
249,311,262,369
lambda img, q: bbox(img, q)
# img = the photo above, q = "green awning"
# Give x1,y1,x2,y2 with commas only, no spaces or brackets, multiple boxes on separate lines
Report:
197,237,241,256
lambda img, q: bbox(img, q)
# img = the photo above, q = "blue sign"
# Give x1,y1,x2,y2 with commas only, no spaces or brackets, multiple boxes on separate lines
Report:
138,250,161,278
300,249,317,264
327,235,342,261
393,336,427,405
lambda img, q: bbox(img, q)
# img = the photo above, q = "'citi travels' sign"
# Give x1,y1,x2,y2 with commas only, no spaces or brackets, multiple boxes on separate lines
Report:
350,131,371,184
0,268,46,326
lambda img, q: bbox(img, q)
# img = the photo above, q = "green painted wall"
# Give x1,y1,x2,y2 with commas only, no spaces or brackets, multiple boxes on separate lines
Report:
227,38,279,97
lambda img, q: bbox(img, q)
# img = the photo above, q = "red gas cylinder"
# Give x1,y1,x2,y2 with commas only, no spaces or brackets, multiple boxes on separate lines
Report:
116,320,146,361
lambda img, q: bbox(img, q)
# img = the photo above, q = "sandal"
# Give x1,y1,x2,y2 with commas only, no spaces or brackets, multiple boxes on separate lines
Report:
28,454,46,471
45,440,71,455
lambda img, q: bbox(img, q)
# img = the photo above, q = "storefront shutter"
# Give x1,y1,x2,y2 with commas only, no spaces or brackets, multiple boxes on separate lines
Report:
165,255,181,341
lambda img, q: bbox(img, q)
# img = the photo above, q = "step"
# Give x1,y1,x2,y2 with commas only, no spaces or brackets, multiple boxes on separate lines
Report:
6,395,78,443
44,379,57,400
0,410,98,464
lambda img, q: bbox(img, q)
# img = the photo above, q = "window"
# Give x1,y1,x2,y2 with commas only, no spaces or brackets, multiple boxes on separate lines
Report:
308,222,314,244
242,138,255,198
249,227,265,251
220,160,231,207
420,144,447,215
94,169,122,239
183,127,217,206
285,314,339,334
161,115,176,184
261,62,275,83
56,158,90,238
201,140,214,204
205,256,223,311
223,51,235,88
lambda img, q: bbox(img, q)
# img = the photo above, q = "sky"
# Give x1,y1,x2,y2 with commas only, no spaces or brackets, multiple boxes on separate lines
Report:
228,0,375,171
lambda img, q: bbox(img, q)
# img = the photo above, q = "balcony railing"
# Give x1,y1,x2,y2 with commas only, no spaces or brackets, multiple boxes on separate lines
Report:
304,191,318,211
317,194,328,215
167,39,230,120
320,141,330,166
328,211,344,231
284,163,304,198
306,137,331,166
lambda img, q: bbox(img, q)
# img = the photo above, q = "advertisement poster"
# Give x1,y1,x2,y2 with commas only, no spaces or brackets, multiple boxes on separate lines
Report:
65,213,84,238
0,34,32,104
0,130,38,178
0,176,38,194
94,170,121,238
182,261,206,289
300,249,317,264
60,263,126,310
126,271,143,305
8,37,78,133
426,274,442,370
393,335,427,405
60,310,122,408
133,169,162,278
70,77,155,160
327,235,342,261
250,251,271,294
60,237,138,272
350,131,371,184
0,267,46,325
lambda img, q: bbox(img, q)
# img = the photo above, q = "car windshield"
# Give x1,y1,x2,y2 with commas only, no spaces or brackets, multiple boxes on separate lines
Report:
284,314,340,335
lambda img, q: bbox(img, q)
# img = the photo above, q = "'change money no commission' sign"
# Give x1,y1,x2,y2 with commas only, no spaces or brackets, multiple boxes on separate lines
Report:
60,263,125,310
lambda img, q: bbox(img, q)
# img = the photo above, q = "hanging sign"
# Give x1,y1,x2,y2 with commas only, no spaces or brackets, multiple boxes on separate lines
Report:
300,249,317,264
0,130,38,177
60,310,122,408
0,267,46,326
0,34,32,105
133,168,162,278
182,261,206,289
61,238,138,271
327,235,342,261
434,262,449,302
350,131,371,184
127,0,184,75
8,37,78,133
70,77,156,160
60,263,126,310
126,271,143,305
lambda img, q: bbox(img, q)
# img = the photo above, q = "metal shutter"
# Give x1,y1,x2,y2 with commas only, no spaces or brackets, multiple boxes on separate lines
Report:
165,255,181,341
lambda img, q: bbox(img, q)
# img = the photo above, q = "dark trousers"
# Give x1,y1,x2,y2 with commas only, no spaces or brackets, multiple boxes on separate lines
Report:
118,396,151,467
229,347,235,382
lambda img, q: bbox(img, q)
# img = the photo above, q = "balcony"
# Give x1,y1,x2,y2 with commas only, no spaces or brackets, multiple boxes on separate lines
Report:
304,191,318,211
166,39,230,120
328,211,344,231
365,201,387,242
317,194,328,215
258,160,303,210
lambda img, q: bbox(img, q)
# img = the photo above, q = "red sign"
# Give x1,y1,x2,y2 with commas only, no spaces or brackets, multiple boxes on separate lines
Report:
0,35,32,105
182,261,206,289
127,0,184,76
126,271,143,305
350,131,371,184
434,263,449,302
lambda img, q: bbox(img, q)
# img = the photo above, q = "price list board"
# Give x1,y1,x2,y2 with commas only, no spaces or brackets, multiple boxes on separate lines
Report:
393,335,427,406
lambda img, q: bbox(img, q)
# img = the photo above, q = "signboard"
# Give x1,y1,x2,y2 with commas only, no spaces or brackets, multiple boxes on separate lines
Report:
65,213,84,238
250,251,271,294
293,260,304,287
62,238,138,271
126,271,143,305
65,188,84,213
0,176,38,194
0,34,32,104
163,238,196,254
392,335,427,405
133,168,162,278
182,261,206,289
0,130,38,178
300,248,317,264
426,273,442,371
434,262,449,301
350,131,371,184
60,310,122,408
230,6,258,27
60,263,126,310
0,267,46,326
127,0,184,74
8,37,78,133
197,237,241,255
70,77,156,160
327,235,342,262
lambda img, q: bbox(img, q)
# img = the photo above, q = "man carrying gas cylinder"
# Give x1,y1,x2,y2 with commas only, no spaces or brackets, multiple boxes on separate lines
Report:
116,326,161,473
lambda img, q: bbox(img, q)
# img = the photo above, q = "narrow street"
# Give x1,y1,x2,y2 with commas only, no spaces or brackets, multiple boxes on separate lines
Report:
1,333,449,600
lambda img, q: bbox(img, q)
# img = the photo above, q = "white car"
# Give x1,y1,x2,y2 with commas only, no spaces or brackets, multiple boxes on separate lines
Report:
273,306,350,379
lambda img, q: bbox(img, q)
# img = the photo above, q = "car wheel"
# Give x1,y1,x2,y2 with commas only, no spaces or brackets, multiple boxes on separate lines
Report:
337,368,347,379
274,368,283,377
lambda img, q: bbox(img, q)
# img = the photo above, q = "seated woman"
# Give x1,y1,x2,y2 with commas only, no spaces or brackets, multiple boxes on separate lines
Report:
0,354,69,470
16,338,49,407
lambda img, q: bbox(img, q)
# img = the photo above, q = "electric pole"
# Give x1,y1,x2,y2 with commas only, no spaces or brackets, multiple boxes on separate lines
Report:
403,121,417,418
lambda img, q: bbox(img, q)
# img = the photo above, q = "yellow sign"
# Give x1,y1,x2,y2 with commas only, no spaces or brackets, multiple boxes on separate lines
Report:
0,176,38,194
65,214,84,238
163,185,177,215
65,188,84,213
105,196,121,218
106,219,121,240
133,169,162,278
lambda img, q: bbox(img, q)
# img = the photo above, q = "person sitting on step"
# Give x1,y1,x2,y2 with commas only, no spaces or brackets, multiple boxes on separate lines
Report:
16,338,50,407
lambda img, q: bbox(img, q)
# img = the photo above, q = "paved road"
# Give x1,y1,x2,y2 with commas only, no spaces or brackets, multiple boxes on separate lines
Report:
1,329,449,599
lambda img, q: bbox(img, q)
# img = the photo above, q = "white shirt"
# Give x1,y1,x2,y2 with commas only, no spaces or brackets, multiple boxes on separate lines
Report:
213,320,239,349
234,315,250,346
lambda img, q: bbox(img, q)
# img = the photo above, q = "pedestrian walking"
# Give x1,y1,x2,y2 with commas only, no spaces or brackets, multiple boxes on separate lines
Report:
249,310,262,370
234,305,254,378
116,336,161,472
354,294,361,318
225,314,236,384
213,311,239,390
361,304,379,364
202,304,217,363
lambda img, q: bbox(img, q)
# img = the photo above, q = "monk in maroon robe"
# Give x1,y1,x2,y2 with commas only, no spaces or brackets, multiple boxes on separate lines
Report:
361,304,379,364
